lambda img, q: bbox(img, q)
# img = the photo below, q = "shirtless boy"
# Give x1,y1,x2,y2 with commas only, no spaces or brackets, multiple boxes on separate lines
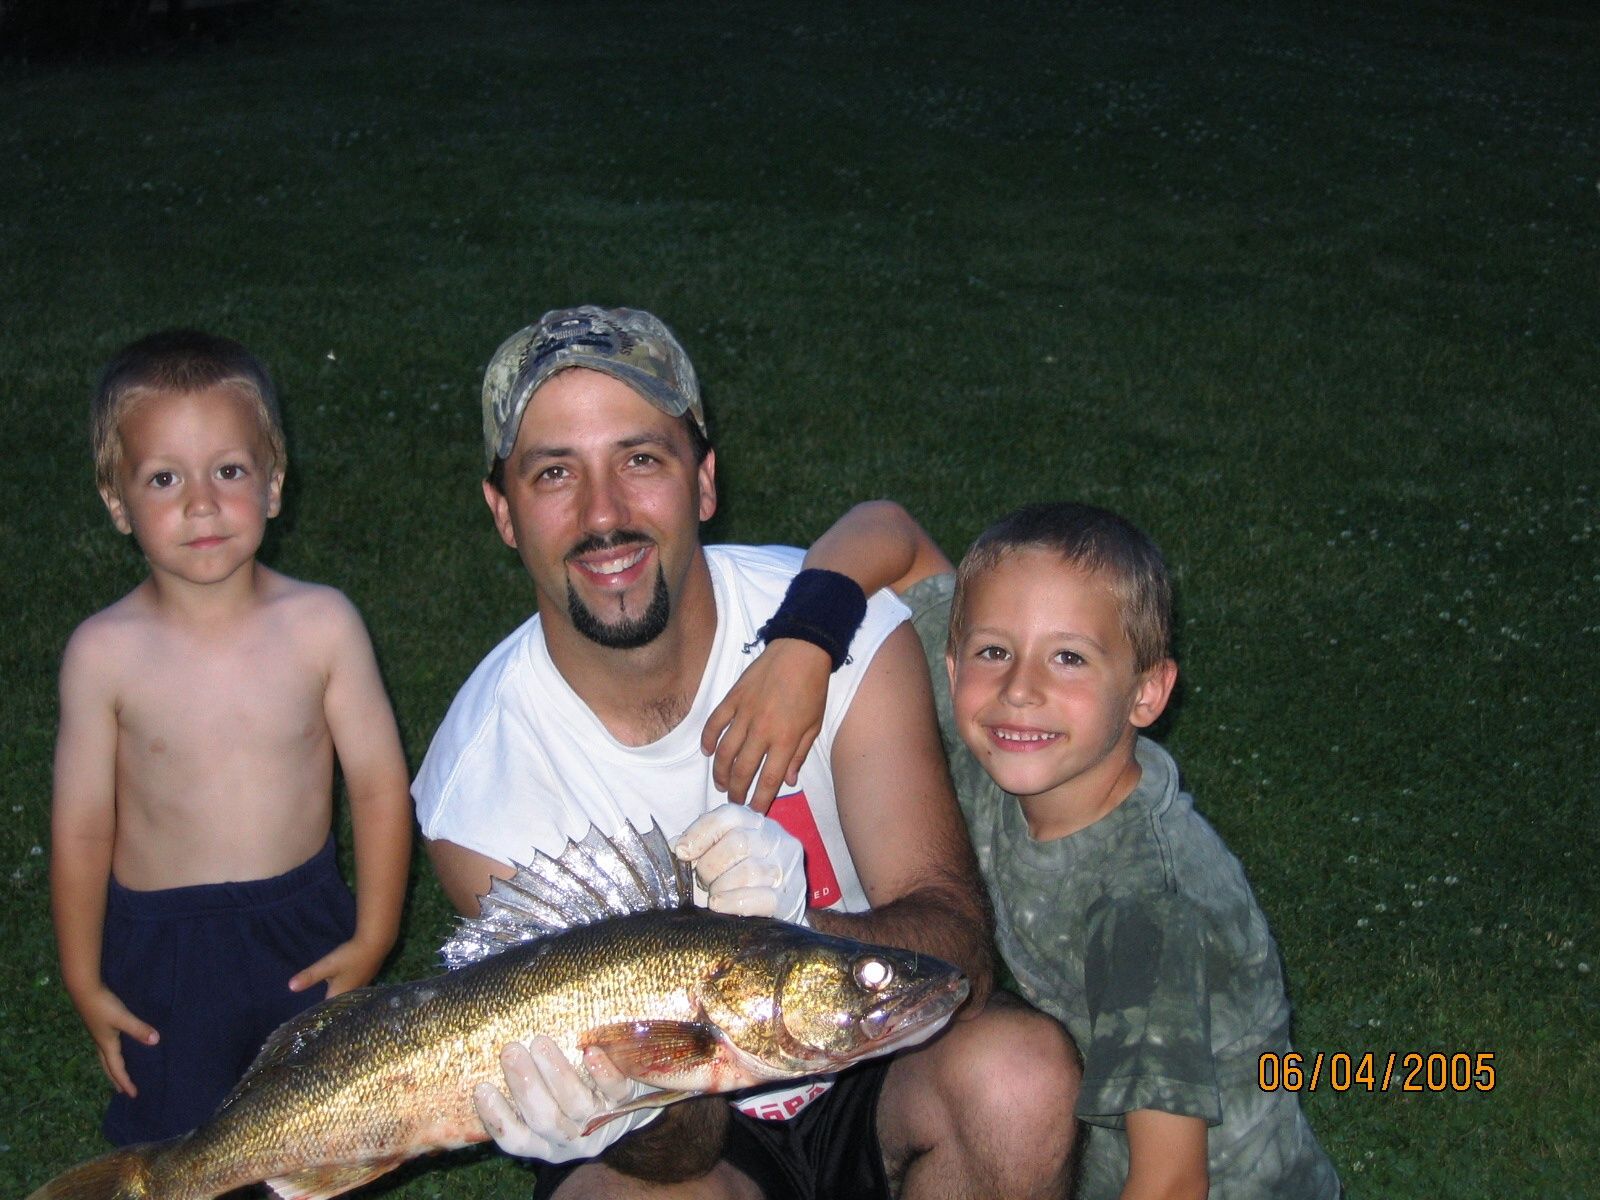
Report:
50,329,413,1144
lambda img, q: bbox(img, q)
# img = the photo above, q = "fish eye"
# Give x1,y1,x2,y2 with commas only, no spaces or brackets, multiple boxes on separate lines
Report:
854,956,894,991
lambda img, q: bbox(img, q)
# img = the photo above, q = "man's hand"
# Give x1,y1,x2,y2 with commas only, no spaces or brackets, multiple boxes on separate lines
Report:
700,639,830,813
674,805,809,925
288,935,389,998
474,1037,660,1163
73,984,158,1097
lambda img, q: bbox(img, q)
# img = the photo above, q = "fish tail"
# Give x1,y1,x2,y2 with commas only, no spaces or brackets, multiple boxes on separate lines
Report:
26,1142,171,1200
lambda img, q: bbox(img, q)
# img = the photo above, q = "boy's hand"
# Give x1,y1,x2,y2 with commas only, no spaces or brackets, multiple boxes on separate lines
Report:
289,935,387,998
74,985,158,1097
700,638,830,814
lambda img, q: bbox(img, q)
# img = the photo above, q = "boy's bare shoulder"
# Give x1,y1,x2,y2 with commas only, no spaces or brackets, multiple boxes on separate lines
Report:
259,567,355,611
257,568,371,641
60,582,160,674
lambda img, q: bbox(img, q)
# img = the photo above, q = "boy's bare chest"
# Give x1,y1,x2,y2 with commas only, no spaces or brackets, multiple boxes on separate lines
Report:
116,632,329,764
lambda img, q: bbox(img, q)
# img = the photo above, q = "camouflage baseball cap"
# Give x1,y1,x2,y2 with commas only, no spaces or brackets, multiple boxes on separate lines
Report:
481,305,705,471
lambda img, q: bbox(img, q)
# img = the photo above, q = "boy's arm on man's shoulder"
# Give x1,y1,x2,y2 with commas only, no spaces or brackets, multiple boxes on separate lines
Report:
698,502,954,811
811,621,993,1005
804,500,954,598
308,591,412,992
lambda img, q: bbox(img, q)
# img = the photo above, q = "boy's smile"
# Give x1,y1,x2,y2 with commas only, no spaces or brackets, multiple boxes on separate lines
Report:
100,386,282,592
947,550,1175,840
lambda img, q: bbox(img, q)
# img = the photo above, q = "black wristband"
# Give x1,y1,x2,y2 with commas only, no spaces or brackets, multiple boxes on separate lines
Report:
756,568,869,672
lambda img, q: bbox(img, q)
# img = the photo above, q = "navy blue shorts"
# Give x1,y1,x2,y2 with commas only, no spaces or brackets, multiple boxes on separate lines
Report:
99,836,356,1145
531,1061,892,1200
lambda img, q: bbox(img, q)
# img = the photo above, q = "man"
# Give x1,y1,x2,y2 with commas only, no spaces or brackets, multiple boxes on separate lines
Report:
414,306,1077,1199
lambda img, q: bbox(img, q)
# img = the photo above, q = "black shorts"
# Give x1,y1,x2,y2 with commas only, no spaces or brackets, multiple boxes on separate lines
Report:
532,1060,892,1200
99,836,356,1145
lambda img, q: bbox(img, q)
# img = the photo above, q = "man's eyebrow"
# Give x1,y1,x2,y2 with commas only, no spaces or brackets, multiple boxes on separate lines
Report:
614,432,676,451
514,431,677,473
514,444,564,474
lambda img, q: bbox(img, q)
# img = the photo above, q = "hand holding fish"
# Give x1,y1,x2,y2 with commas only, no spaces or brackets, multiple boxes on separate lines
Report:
700,637,829,812
473,1036,660,1163
675,804,809,925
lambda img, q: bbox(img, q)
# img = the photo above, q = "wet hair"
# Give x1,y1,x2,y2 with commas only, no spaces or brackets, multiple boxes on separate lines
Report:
949,501,1174,673
92,329,285,493
484,407,713,493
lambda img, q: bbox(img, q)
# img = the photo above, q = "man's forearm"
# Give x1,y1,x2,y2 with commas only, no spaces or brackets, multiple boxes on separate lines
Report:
809,870,995,1009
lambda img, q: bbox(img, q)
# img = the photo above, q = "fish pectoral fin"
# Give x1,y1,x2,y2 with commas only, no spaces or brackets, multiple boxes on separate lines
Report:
584,1019,724,1080
581,1088,697,1137
265,1156,411,1200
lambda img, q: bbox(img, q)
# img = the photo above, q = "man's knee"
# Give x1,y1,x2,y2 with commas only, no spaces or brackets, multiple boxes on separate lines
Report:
885,992,1079,1151
879,994,1078,1197
944,994,1080,1132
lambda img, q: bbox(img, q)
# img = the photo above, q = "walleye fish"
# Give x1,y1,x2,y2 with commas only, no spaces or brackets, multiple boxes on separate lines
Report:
29,821,967,1200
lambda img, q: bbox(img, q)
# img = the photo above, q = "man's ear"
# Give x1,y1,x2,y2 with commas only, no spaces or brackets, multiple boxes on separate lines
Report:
99,484,132,535
266,468,285,519
482,477,518,550
1130,658,1178,729
697,449,717,522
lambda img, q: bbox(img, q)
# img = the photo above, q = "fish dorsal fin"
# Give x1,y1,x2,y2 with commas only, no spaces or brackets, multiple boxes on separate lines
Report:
265,1155,411,1200
439,819,691,969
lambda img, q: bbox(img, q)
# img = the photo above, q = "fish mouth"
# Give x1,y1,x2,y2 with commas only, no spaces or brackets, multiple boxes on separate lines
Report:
849,973,971,1060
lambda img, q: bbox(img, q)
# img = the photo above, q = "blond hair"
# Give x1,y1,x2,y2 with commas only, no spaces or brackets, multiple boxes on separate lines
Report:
92,329,285,492
950,502,1174,674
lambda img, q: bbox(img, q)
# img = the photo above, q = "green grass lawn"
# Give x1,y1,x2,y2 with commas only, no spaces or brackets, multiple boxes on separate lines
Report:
3,1,1596,1195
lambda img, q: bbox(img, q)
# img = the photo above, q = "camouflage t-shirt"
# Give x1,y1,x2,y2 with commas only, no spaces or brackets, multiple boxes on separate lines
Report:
902,573,1339,1200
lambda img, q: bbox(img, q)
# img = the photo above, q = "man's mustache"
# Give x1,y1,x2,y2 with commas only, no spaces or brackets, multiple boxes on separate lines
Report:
564,531,653,563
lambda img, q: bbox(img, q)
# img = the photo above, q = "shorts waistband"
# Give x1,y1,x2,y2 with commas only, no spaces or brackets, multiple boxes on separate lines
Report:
107,835,340,919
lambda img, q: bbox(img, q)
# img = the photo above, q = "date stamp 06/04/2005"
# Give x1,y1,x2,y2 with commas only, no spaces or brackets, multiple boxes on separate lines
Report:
1258,1051,1497,1094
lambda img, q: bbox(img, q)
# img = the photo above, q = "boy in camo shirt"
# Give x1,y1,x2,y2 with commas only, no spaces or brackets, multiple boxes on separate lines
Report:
705,500,1339,1199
